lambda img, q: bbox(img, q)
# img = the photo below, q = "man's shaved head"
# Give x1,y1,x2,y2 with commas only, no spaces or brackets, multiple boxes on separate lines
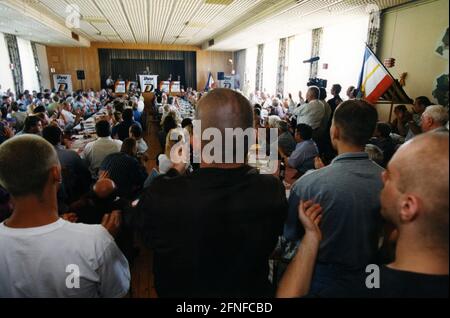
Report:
196,89,254,164
93,178,116,199
384,133,449,247
196,88,253,133
394,133,449,212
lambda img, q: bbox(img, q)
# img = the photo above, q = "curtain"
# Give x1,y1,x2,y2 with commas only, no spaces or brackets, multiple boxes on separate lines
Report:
233,49,246,91
17,38,40,92
98,49,197,90
111,59,186,86
183,51,196,90
4,33,23,96
31,42,43,91
255,44,264,92
263,41,278,95
366,9,381,53
244,46,257,97
310,28,323,79
276,38,287,96
0,32,15,93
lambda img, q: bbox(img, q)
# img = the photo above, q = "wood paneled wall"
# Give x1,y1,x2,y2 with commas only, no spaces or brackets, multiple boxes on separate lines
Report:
46,42,232,91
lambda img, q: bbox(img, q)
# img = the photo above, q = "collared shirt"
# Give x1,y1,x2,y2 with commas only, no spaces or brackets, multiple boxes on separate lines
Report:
81,137,122,176
278,131,296,156
293,99,325,129
284,152,384,270
287,139,319,173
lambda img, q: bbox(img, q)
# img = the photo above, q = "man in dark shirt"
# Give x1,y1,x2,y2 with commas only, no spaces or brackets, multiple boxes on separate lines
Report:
369,122,397,168
327,84,343,114
277,132,449,298
135,88,288,298
112,108,142,141
42,125,91,205
68,178,135,263
99,138,148,200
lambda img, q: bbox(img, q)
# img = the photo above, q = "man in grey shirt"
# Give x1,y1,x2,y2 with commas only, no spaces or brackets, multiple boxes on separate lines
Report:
284,100,383,294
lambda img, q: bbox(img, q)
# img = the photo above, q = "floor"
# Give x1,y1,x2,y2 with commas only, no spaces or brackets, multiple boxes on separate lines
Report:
129,116,161,298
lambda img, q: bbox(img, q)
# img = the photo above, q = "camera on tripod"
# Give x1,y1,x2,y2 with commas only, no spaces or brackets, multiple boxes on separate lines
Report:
307,78,328,89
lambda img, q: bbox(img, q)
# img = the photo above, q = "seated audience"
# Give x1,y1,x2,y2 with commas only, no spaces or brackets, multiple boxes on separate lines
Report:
81,120,123,177
129,123,149,155
10,102,27,132
420,105,449,133
0,135,130,297
277,133,449,298
276,120,296,156
391,104,412,137
112,108,142,141
369,122,397,167
158,128,189,174
42,125,91,204
346,86,357,100
365,144,384,166
283,100,383,294
135,88,287,297
69,178,136,263
405,96,433,141
99,138,148,199
15,115,42,136
279,124,319,175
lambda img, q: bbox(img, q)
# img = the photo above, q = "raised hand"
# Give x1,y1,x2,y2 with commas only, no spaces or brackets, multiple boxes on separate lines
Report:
298,200,323,242
101,210,122,237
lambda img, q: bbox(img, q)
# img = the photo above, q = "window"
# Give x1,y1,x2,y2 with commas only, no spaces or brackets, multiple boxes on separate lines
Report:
285,32,312,100
318,16,370,99
17,37,39,92
262,40,278,96
0,33,15,93
244,46,257,97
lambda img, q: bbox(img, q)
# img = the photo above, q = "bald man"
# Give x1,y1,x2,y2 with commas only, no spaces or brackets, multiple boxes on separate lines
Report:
277,133,449,298
136,88,288,297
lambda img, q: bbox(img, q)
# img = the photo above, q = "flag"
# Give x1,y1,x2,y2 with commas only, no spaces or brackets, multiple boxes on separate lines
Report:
357,45,394,104
205,72,215,91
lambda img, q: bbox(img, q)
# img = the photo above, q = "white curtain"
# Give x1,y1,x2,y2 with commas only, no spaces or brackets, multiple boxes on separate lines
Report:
17,37,40,92
244,46,258,97
262,40,279,96
318,16,370,98
285,32,312,99
0,32,15,94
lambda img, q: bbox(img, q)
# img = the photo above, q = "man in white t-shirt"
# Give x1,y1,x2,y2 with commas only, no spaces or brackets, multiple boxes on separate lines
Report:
0,135,130,297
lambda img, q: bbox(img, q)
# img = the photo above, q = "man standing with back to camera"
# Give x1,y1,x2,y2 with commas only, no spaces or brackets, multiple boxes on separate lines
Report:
135,88,288,298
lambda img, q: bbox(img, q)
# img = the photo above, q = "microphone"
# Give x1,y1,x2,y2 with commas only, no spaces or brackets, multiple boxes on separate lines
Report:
303,56,320,63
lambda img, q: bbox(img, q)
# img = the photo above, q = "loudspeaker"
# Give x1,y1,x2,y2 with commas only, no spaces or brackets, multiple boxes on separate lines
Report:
76,70,85,80
217,72,225,81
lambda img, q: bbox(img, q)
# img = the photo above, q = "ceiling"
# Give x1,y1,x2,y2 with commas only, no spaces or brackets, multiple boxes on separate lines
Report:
0,0,413,50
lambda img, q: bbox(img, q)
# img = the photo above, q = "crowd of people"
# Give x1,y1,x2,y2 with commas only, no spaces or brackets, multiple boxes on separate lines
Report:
0,81,448,298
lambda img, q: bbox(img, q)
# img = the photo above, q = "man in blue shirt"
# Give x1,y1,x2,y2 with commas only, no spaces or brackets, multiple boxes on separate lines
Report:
279,124,319,175
283,100,383,294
